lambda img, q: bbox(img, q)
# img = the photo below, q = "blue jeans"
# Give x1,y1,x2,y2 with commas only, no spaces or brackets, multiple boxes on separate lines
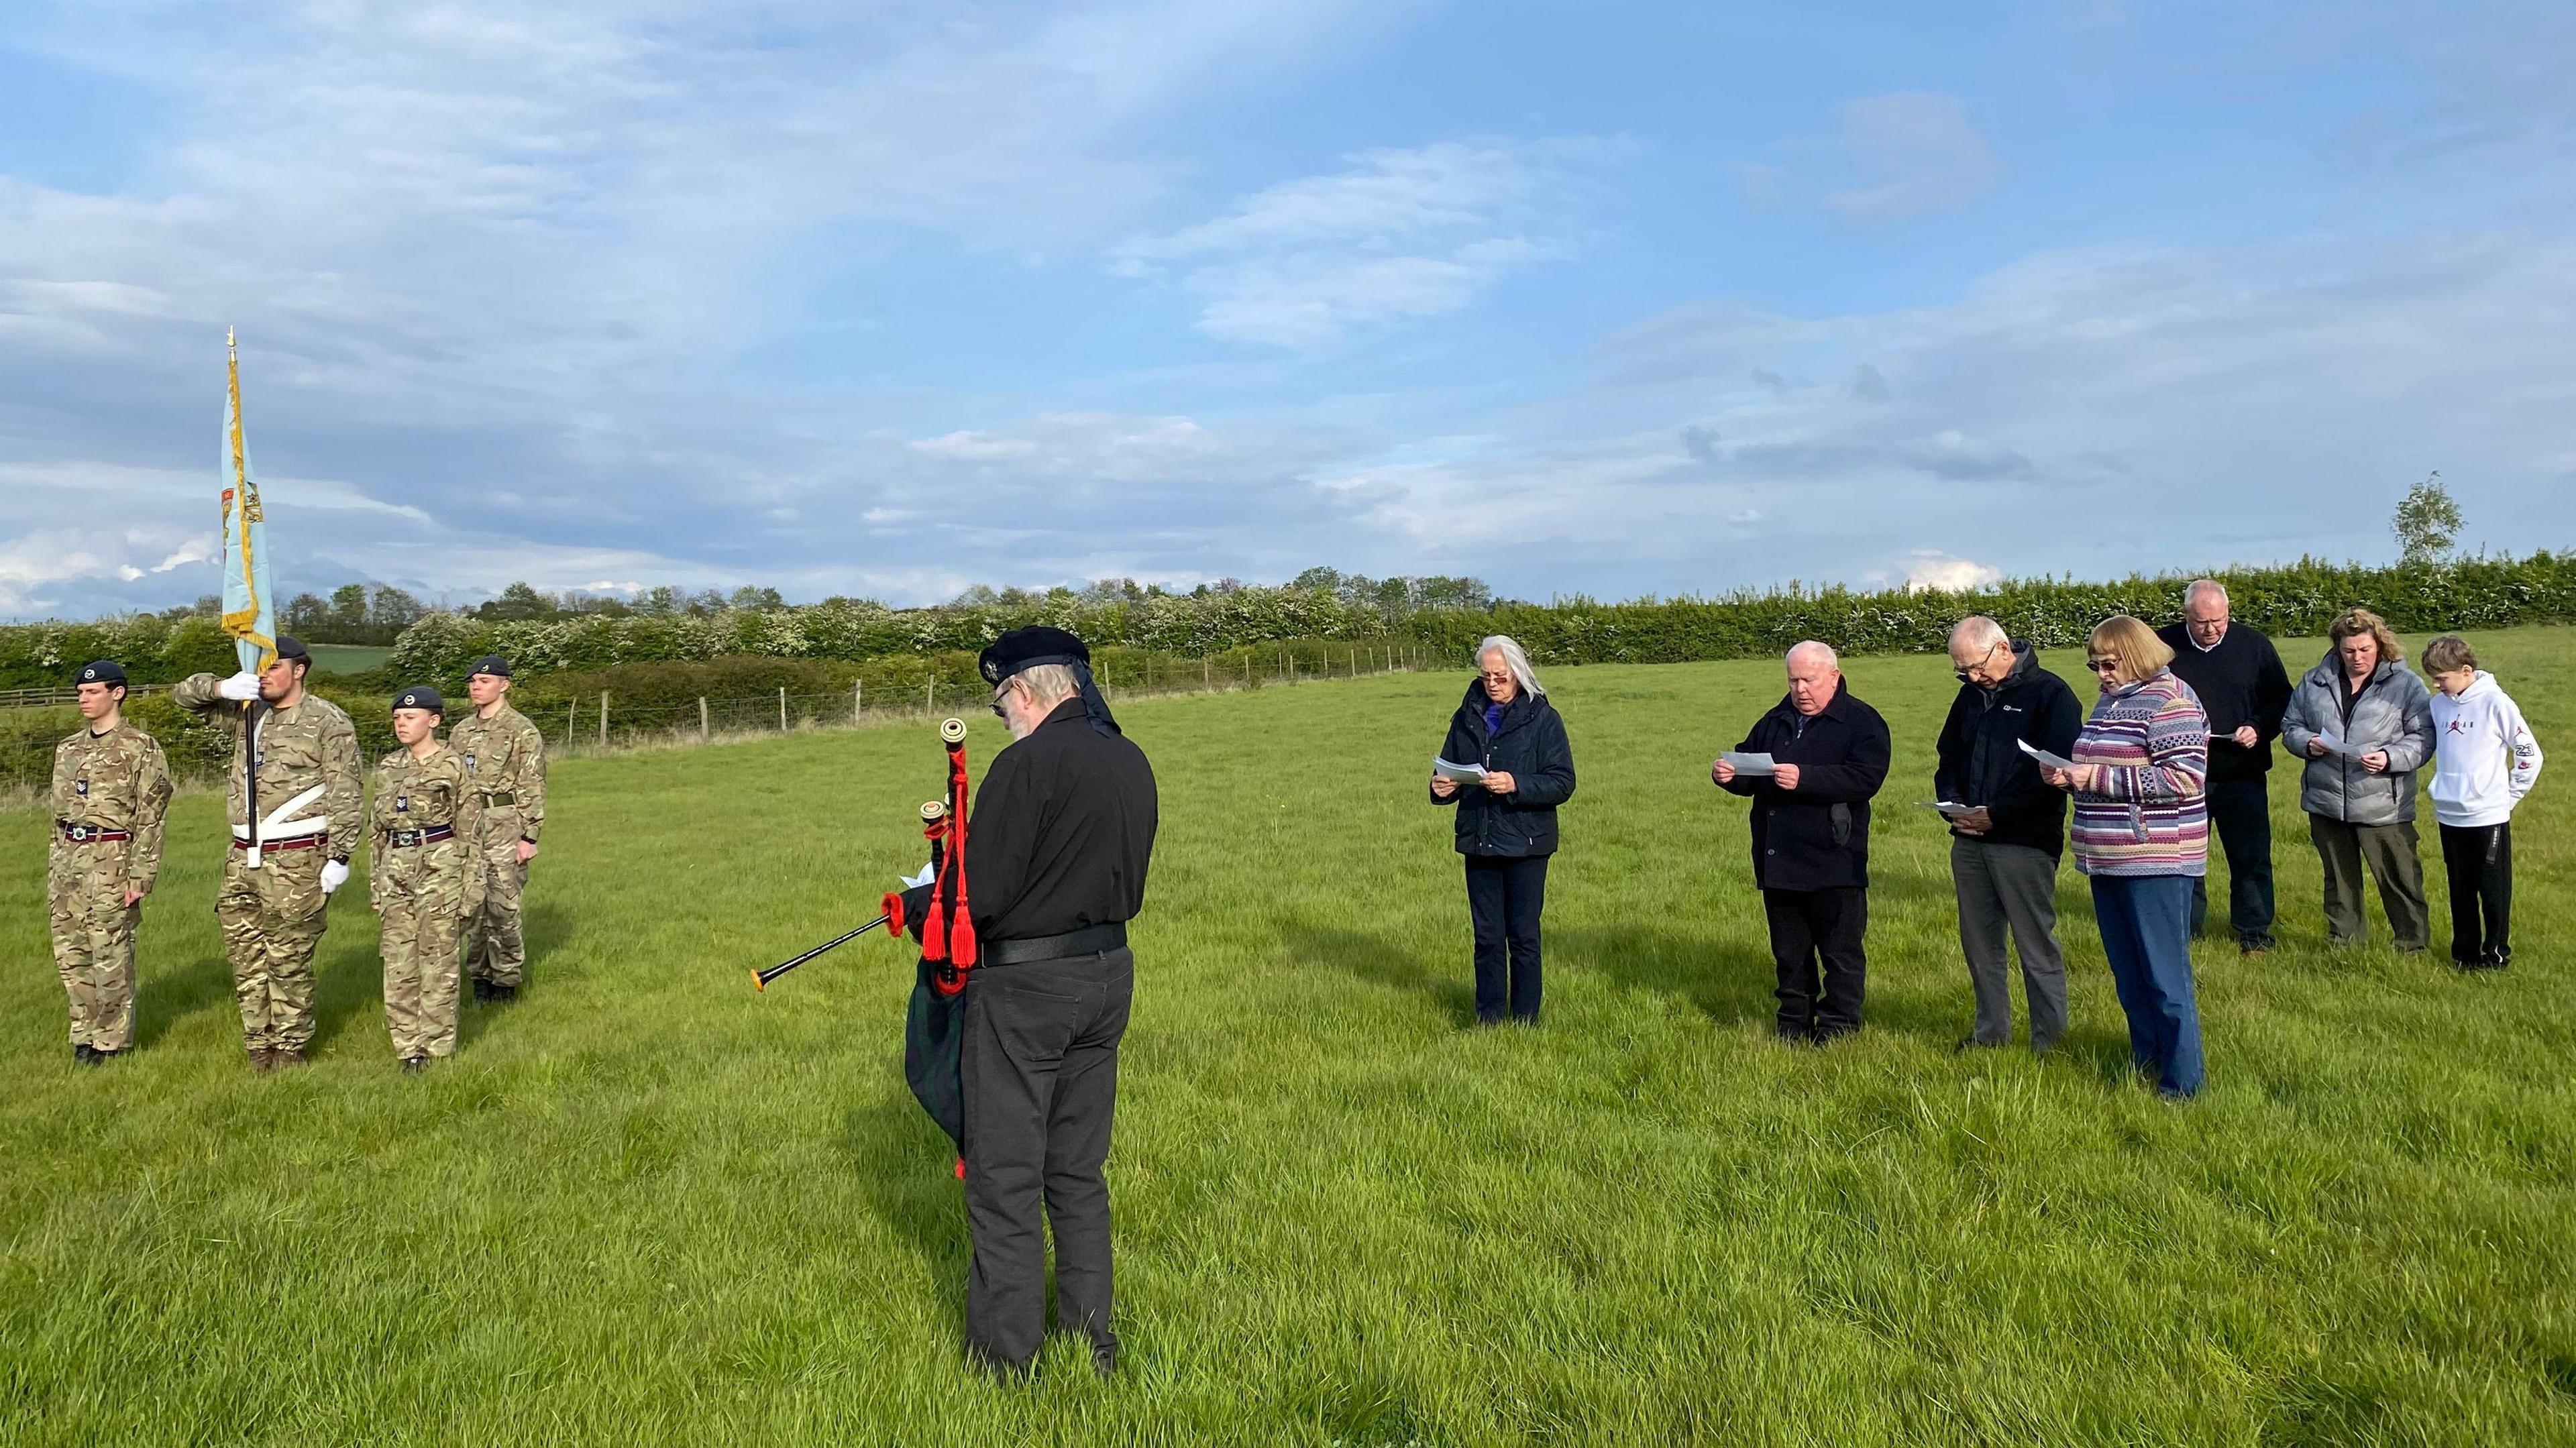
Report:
2088,874,2204,1097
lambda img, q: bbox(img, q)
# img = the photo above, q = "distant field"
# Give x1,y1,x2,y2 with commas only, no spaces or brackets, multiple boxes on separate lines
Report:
2,628,2571,1445
306,642,393,673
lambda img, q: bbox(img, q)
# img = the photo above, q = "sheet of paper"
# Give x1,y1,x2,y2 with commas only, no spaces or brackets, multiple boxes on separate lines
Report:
1432,757,1489,783
1721,751,1777,776
2016,738,2078,771
1926,801,1978,818
899,862,935,890
2318,735,2367,761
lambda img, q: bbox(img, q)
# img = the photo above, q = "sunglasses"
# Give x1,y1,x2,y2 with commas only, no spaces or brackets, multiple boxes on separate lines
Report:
2086,657,2121,673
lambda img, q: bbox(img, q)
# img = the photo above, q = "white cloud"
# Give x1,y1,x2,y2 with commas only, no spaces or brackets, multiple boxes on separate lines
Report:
1902,553,2004,593
1112,138,1613,349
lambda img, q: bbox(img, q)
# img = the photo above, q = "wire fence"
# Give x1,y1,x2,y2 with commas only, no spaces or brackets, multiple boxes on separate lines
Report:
534,642,1433,756
0,643,1441,795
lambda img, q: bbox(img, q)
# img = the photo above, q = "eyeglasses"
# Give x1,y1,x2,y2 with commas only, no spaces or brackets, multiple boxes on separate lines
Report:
989,688,1010,719
1953,641,2006,683
2086,657,2121,674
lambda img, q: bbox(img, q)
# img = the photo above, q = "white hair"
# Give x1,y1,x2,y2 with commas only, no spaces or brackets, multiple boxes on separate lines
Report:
1786,640,1839,671
1010,663,1079,707
1949,616,2008,653
1476,635,1545,697
2184,579,2229,609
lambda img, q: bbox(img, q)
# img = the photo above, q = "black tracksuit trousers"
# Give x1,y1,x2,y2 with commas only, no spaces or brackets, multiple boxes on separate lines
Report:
961,947,1134,1374
2438,823,2514,966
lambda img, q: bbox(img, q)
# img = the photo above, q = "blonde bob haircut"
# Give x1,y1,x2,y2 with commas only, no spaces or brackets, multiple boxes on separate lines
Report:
2327,607,2405,665
2086,615,2175,687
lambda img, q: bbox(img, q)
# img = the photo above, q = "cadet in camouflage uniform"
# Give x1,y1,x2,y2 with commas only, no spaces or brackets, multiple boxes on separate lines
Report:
370,685,472,1072
174,634,364,1070
48,659,174,1064
450,655,547,1002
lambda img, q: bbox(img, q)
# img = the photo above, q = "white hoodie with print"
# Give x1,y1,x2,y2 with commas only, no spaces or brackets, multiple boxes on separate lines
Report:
2428,671,2543,827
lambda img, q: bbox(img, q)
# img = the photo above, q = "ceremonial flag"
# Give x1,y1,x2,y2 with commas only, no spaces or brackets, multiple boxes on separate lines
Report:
219,328,276,675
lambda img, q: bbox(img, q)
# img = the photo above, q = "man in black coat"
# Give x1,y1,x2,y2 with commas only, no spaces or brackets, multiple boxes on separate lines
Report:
955,626,1158,1377
1933,617,2084,1052
1713,641,1892,1042
2157,579,2292,953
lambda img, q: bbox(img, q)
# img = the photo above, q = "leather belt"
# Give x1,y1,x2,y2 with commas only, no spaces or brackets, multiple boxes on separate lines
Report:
57,822,130,844
233,834,327,852
980,921,1128,966
386,826,455,848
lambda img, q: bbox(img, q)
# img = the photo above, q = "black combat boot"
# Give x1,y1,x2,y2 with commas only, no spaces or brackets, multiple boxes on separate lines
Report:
74,1044,98,1065
492,983,519,1003
400,1056,429,1074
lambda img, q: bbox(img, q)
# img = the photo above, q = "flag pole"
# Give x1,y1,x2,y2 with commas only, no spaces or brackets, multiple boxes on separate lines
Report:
228,327,263,869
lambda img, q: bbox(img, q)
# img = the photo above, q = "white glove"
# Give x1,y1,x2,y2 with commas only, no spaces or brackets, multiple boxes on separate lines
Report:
217,670,262,702
319,859,351,894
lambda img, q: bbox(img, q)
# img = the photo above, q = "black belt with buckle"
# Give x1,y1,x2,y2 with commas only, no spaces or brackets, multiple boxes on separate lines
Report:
387,826,455,848
979,921,1128,966
57,822,131,844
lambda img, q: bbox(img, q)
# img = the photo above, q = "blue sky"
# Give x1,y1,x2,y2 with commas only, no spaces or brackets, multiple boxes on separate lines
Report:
1,0,2569,616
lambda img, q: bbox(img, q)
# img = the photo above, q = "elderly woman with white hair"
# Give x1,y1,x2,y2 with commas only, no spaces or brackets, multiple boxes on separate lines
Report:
1428,635,1576,1025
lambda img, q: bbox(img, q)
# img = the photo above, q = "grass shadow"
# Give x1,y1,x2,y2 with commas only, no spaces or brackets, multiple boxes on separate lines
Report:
1551,924,1778,1027
307,917,383,1056
843,1091,969,1334
1279,919,1479,1027
520,899,574,977
137,946,238,1050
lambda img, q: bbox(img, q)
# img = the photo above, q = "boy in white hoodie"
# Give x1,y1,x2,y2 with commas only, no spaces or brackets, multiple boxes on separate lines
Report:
2423,636,2543,970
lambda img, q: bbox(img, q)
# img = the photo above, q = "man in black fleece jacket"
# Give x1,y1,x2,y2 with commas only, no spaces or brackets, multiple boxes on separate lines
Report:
1933,618,2084,1052
2157,579,2292,952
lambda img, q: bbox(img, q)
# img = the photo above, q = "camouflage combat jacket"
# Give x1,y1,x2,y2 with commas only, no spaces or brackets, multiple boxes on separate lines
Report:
50,721,175,895
173,675,364,856
368,744,470,899
449,702,547,844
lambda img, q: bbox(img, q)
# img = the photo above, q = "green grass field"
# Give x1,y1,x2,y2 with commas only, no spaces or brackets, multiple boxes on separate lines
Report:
4,629,2572,1445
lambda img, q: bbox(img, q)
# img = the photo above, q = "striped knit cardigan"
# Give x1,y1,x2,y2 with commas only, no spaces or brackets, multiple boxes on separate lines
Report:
2069,667,2210,877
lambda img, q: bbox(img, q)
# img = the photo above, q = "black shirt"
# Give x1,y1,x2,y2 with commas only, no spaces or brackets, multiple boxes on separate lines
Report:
964,698,1159,941
2156,621,2292,780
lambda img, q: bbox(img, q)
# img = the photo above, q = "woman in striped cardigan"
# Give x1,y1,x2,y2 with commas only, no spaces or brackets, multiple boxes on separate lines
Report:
2040,616,2212,1098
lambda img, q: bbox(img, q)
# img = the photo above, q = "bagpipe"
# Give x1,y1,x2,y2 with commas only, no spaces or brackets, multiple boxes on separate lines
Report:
749,717,981,1164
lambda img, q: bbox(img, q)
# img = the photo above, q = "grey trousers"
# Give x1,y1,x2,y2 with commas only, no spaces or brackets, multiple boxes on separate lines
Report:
2309,816,2430,950
1951,838,2068,1050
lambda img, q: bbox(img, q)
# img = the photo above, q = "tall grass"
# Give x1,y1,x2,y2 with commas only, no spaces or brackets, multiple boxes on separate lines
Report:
1,630,2570,1444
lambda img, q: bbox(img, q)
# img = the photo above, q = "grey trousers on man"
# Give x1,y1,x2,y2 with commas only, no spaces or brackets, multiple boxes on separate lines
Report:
961,947,1134,1375
1951,838,2068,1051
2308,816,2430,950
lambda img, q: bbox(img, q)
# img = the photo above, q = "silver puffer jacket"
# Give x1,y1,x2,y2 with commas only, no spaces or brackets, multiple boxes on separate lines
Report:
2279,654,2435,826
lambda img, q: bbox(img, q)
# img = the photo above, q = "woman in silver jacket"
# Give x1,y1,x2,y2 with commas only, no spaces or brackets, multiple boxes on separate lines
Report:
2278,608,2436,950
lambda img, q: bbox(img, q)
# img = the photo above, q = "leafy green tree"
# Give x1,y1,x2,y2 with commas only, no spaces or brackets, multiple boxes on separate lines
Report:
2393,471,2463,565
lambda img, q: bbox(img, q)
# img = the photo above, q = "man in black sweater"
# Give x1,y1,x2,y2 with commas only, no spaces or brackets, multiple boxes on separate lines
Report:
1713,641,1891,1042
2158,579,2292,953
957,626,1159,1376
1933,618,2084,1052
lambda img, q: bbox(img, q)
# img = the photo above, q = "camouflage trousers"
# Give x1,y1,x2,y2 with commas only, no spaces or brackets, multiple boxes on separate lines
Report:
463,836,529,987
377,840,470,1060
215,845,331,1054
49,839,141,1051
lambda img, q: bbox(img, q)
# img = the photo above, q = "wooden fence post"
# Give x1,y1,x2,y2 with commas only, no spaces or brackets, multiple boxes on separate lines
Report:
599,691,609,746
567,698,577,744
699,697,709,740
779,686,788,732
1203,657,1211,689
853,680,863,724
926,677,935,713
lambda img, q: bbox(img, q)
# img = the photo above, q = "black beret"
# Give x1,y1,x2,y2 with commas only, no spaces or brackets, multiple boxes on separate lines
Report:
468,655,512,679
392,685,445,714
978,626,1090,685
274,635,311,662
76,659,127,687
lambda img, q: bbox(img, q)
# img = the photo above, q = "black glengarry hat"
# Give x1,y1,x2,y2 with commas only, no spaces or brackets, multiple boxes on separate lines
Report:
977,625,1120,736
392,685,445,714
77,659,127,688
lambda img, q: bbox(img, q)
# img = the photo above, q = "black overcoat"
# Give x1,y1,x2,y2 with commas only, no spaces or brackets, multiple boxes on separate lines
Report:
1430,681,1576,857
1717,681,1891,891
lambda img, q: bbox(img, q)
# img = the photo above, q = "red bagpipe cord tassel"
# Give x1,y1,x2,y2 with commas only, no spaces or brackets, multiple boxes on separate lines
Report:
927,737,976,995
